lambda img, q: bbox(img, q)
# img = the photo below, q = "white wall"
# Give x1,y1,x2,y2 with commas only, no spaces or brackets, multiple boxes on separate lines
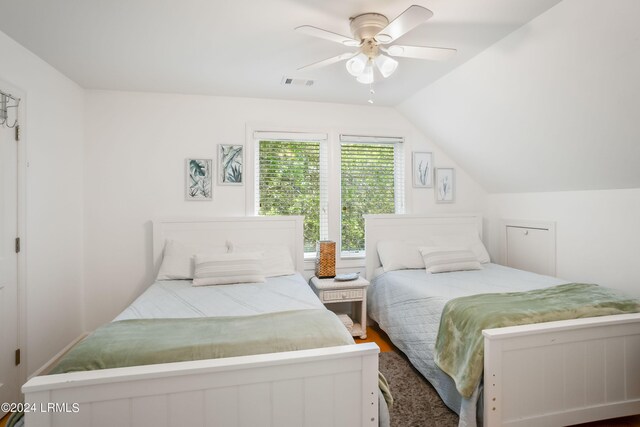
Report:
0,31,84,374
397,0,640,193
485,189,640,297
84,90,486,329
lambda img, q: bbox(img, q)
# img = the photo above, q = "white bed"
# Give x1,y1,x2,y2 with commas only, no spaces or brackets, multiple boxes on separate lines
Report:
22,216,381,427
365,214,640,427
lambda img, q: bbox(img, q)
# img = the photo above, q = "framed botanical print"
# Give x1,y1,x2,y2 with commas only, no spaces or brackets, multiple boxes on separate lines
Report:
218,144,243,185
435,167,455,203
412,152,433,188
186,158,212,200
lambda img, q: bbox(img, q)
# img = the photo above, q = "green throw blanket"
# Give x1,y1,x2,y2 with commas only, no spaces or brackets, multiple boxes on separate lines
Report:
0,310,388,426
48,309,392,407
51,309,354,374
434,283,640,398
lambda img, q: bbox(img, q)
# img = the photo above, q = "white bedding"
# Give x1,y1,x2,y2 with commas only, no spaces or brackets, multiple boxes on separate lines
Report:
115,273,324,321
368,263,567,427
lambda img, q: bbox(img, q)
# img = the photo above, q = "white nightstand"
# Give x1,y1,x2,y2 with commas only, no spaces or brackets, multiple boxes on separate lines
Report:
309,276,369,339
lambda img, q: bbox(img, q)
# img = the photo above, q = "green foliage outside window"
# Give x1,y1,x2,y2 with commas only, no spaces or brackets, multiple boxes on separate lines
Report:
341,143,396,253
258,140,397,254
258,141,320,252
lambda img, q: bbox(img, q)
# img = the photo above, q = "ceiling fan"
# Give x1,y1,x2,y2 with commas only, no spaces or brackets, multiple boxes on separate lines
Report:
295,5,456,85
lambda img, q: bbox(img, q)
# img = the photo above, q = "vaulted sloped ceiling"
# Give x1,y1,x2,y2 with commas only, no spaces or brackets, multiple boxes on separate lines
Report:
0,0,560,106
2,0,638,194
397,0,640,193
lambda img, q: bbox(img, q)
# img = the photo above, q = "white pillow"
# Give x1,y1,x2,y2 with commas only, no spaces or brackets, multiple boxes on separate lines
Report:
377,240,428,272
419,246,482,274
431,233,491,264
192,252,266,286
156,240,228,280
228,243,296,277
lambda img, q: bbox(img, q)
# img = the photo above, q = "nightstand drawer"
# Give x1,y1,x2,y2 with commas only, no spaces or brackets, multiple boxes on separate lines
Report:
322,288,363,302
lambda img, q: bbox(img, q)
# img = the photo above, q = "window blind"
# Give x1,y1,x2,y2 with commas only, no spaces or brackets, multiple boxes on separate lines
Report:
255,133,328,253
253,131,327,142
339,134,404,144
340,136,405,255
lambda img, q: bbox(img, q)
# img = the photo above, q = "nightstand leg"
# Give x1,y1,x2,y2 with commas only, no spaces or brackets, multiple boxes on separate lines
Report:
360,295,367,339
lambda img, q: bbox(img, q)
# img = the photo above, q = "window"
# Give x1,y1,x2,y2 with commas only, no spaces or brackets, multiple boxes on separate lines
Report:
254,131,328,253
340,135,405,255
254,131,403,257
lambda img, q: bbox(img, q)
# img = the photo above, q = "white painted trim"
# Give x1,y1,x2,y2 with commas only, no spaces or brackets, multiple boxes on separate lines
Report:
1,78,28,392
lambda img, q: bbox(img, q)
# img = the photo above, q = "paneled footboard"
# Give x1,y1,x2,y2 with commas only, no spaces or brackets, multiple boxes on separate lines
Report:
484,313,640,427
23,343,380,427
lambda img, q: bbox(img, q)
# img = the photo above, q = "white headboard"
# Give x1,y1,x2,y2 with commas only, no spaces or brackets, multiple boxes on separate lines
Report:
153,216,305,273
364,213,483,279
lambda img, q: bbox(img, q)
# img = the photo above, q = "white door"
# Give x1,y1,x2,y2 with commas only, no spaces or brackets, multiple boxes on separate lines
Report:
0,107,20,413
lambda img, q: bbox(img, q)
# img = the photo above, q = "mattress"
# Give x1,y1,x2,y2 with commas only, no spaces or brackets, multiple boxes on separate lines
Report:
367,263,567,427
115,273,324,321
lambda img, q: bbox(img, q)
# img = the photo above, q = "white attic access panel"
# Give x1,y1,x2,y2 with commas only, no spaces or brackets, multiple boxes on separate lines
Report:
502,219,556,277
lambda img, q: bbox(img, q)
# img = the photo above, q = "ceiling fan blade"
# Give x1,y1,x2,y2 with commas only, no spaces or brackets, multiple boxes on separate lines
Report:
385,45,456,61
297,52,356,71
295,25,360,46
376,5,434,44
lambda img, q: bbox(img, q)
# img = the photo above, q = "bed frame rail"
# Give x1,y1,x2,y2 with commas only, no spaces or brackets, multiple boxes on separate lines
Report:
484,313,640,426
23,343,380,427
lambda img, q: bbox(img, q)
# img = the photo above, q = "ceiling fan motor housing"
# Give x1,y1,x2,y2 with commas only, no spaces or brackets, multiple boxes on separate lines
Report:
350,13,389,43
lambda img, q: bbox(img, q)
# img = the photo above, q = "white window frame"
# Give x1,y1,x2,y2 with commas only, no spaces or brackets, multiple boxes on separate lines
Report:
338,134,405,258
248,129,329,258
246,126,406,262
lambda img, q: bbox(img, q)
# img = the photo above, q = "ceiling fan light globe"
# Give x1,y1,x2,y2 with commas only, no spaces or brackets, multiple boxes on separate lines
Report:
346,52,367,76
356,63,374,84
375,54,398,78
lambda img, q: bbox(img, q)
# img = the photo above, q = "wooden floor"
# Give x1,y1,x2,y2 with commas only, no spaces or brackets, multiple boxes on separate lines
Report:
358,325,640,427
355,324,396,352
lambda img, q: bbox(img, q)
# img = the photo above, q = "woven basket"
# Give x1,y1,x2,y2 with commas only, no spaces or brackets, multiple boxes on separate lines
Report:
315,240,336,278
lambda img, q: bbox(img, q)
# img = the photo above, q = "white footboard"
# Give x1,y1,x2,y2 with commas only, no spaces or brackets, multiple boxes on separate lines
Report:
484,313,640,426
23,343,380,427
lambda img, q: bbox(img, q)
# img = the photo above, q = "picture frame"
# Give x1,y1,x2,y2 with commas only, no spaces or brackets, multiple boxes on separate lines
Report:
218,144,243,185
412,152,433,188
186,158,213,200
435,167,455,203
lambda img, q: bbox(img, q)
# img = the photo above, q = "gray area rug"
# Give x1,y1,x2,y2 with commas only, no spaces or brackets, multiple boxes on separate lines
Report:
379,351,458,427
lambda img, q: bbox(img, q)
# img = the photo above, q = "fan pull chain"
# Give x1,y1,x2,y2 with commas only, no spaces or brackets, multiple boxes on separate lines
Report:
368,83,375,104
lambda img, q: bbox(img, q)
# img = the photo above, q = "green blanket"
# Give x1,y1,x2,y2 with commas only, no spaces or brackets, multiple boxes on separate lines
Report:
0,310,385,427
434,283,640,398
51,309,354,374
